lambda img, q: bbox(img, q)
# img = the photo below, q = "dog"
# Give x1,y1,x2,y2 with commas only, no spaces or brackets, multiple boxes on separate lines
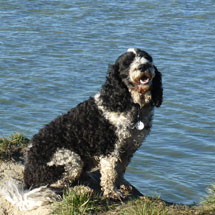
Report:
1,48,162,210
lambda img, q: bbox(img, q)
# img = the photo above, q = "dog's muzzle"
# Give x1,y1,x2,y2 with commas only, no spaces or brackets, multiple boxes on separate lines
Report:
131,64,155,94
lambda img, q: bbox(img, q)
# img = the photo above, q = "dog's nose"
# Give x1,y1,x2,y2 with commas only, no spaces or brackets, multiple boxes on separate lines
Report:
138,63,154,79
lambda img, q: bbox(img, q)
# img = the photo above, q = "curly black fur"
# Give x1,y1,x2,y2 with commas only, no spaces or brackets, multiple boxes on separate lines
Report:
24,48,163,191
152,66,163,107
24,98,117,187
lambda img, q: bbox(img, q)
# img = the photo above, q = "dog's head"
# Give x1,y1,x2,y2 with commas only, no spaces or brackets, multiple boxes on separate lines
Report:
113,48,163,107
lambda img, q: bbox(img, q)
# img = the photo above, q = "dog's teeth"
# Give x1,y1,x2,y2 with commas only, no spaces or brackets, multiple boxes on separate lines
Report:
140,79,149,85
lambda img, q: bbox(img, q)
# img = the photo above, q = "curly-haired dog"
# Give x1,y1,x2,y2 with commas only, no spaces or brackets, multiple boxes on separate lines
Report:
1,48,162,210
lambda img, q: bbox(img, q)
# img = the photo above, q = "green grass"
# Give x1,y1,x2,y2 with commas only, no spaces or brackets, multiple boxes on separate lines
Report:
0,133,29,161
52,186,215,215
52,191,191,215
199,185,215,214
112,197,169,215
202,185,215,205
52,186,109,215
53,189,93,215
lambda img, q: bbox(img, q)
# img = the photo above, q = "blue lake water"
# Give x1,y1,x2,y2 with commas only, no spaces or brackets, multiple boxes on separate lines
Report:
0,0,214,205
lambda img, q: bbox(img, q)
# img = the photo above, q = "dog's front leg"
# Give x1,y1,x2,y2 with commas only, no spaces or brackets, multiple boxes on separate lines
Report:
99,156,123,199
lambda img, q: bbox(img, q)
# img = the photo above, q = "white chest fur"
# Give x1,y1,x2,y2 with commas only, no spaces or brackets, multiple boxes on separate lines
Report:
95,93,132,140
94,93,153,154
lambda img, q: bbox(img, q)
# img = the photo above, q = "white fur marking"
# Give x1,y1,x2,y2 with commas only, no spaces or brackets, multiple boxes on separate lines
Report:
127,48,137,54
47,148,78,166
95,93,132,148
100,156,118,196
48,148,83,181
129,57,149,84
130,56,149,70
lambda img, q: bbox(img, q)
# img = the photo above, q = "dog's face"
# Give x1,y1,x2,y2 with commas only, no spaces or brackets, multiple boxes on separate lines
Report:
114,48,163,107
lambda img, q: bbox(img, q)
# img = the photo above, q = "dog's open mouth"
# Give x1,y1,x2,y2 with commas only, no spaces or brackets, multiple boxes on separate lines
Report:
135,75,152,94
139,75,151,85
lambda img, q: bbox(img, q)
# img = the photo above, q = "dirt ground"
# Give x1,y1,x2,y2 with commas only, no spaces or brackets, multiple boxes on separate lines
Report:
0,161,53,215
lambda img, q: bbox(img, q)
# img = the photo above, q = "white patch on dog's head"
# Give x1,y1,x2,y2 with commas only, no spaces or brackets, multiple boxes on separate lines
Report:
127,48,138,55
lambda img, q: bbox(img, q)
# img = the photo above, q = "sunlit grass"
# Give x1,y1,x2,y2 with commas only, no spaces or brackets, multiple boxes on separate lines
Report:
200,185,215,214
115,197,168,215
202,185,215,205
52,186,109,215
52,186,215,215
52,189,169,215
0,133,29,161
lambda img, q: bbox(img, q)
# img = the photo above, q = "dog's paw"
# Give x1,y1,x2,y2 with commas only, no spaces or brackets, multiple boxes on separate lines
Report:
103,189,125,201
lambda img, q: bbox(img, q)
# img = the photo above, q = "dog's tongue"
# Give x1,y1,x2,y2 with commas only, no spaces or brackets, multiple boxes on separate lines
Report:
140,78,150,85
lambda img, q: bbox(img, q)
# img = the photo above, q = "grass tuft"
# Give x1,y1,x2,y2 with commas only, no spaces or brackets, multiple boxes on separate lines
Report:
114,197,168,215
53,187,98,215
53,191,215,215
52,190,169,215
202,185,215,205
199,185,215,214
52,186,118,215
0,133,29,161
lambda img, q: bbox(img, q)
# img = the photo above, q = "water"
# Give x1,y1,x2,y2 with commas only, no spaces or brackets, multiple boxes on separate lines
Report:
0,0,214,205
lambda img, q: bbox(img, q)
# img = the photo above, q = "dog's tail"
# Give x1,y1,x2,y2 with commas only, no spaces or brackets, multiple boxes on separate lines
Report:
0,179,60,211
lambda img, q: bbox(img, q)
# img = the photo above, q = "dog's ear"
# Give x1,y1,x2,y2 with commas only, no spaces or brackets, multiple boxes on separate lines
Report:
107,64,119,80
152,66,163,107
107,51,135,82
115,51,136,72
101,52,135,112
116,52,136,79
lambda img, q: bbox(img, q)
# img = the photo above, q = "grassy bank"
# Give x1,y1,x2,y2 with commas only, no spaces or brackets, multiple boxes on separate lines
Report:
0,134,215,215
52,187,215,215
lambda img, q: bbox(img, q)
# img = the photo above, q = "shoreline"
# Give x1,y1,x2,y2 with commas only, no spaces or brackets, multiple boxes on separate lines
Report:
0,134,214,215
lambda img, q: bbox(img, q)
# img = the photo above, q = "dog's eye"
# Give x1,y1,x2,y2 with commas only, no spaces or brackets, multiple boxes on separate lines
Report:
138,63,151,72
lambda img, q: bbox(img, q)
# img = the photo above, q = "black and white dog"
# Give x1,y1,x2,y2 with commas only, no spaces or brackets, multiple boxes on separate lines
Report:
1,48,162,210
